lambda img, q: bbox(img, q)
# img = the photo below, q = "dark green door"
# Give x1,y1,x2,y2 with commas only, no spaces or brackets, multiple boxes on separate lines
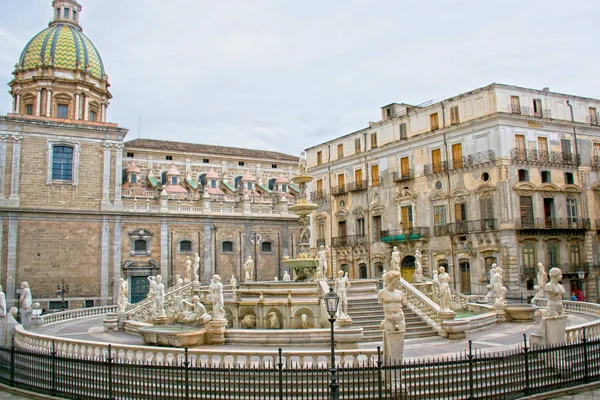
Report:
130,276,149,304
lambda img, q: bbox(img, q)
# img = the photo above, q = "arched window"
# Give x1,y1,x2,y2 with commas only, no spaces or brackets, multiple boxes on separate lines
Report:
261,241,273,253
268,178,277,190
52,146,74,180
375,262,384,278
134,240,147,252
221,241,234,253
359,263,368,279
179,240,192,252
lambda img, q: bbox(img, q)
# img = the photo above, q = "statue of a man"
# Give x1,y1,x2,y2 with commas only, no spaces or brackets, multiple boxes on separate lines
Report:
545,267,566,317
378,270,406,370
182,295,212,325
19,282,32,312
334,270,351,319
244,256,254,281
230,275,237,289
210,275,225,320
537,262,548,289
152,275,165,318
0,284,6,317
147,276,156,299
438,267,452,311
315,245,330,278
184,257,192,283
297,150,308,176
268,311,280,329
485,263,497,303
283,270,291,281
493,267,507,306
390,246,401,271
193,253,200,283
117,278,128,312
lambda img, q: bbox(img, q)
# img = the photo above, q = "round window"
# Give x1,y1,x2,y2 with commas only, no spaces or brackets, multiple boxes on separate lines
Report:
435,181,443,190
481,172,490,182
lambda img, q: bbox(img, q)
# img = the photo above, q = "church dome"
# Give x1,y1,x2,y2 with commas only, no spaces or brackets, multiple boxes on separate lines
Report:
18,24,105,79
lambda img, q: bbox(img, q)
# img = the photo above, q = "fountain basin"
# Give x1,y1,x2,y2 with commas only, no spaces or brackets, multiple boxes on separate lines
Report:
283,258,318,282
505,304,539,322
138,325,207,347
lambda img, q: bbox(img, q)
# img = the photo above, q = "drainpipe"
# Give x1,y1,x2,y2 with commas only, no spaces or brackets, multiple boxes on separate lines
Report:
441,102,457,289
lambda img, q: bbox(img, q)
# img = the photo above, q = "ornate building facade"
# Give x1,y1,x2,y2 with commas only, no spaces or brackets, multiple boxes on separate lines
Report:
306,84,600,301
0,0,299,309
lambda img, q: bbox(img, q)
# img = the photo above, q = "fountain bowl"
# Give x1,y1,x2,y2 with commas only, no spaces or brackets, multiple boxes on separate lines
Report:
505,304,539,323
138,325,207,347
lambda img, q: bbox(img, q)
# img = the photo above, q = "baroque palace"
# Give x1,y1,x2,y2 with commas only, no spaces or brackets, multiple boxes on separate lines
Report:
306,84,600,301
0,1,300,309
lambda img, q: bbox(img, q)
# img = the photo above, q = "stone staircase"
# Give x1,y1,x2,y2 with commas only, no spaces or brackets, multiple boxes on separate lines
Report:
347,297,438,342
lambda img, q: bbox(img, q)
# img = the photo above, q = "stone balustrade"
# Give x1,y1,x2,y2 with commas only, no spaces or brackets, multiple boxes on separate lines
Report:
399,278,443,335
533,298,600,343
38,305,118,327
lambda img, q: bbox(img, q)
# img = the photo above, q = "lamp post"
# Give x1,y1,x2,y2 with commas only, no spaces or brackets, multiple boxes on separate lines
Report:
251,233,262,281
325,286,340,400
57,279,69,312
578,270,586,301
15,284,22,323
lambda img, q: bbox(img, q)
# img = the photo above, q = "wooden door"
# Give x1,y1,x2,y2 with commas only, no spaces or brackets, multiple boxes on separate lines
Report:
452,143,463,169
337,174,345,189
401,256,415,282
400,157,409,177
538,137,548,160
460,262,471,294
371,165,379,186
515,135,526,151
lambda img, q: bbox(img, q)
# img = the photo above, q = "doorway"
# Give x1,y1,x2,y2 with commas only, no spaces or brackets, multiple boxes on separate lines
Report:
130,276,149,304
401,256,415,282
359,263,368,279
460,261,471,294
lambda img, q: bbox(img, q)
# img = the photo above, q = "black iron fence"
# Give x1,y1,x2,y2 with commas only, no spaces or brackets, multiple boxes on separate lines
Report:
331,234,367,247
2,333,600,399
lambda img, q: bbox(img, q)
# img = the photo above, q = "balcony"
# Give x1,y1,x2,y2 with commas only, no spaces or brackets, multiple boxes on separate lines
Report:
448,219,498,235
331,234,367,247
424,161,448,176
511,148,580,167
310,190,327,202
347,180,368,192
380,227,430,243
393,170,413,182
331,184,347,196
450,150,495,171
516,217,590,232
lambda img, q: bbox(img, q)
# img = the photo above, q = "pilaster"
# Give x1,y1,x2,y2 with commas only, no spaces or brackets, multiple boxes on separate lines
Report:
101,216,110,305
45,89,52,117
9,135,22,202
83,93,89,121
204,223,214,283
74,93,80,120
112,216,122,303
0,135,7,198
35,89,41,116
160,218,168,279
102,141,112,203
6,213,18,307
113,143,123,205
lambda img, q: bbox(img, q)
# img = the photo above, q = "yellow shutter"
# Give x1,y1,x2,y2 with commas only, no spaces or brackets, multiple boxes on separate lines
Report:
316,179,323,194
354,169,362,183
515,135,525,151
452,143,462,169
400,157,409,176
371,165,379,186
338,174,345,188
432,149,441,173
538,137,548,160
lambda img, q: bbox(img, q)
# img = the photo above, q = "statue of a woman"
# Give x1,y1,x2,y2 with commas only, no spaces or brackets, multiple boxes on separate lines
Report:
210,275,225,320
438,267,451,311
117,278,128,312
537,262,548,289
390,246,401,271
377,270,406,373
19,282,32,312
545,267,566,317
193,253,200,283
493,267,507,306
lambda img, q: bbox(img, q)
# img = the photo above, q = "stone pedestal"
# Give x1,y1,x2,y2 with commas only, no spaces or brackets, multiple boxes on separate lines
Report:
442,319,470,340
383,329,405,389
335,318,357,349
210,319,227,345
438,310,457,321
530,315,569,372
103,312,129,332
492,304,506,322
20,310,32,329
413,273,423,284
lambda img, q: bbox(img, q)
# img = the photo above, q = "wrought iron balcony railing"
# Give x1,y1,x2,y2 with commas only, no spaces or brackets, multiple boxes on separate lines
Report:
331,185,347,196
424,161,448,176
331,234,367,247
516,217,590,230
347,180,368,192
380,227,431,242
393,170,413,182
310,190,327,201
511,148,580,167
450,150,495,171
433,219,497,236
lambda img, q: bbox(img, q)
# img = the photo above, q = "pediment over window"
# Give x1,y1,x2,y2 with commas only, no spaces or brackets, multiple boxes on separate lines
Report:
513,182,536,196
129,228,153,238
429,191,447,202
369,202,385,216
394,188,415,202
335,208,349,221
314,212,328,221
538,183,560,192
352,206,366,219
562,184,582,194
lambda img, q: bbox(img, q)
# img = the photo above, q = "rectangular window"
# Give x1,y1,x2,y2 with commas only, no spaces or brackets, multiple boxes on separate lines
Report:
533,99,542,117
72,10,77,20
538,137,548,160
317,224,325,241
399,123,407,140
52,146,74,180
49,301,68,310
590,107,598,125
261,242,272,253
238,161,245,166
370,132,378,149
450,106,459,125
373,215,382,241
317,151,323,166
171,177,177,185
430,113,439,131
595,143,600,157
567,199,578,224
479,197,494,220
337,143,344,159
337,173,345,189
570,244,581,266
400,157,409,177
434,206,446,225
221,241,234,252
25,104,33,115
431,149,442,173
511,96,521,114
357,218,365,236
316,179,323,195
63,8,70,18
522,244,536,267
271,164,277,168
57,104,68,119
541,170,551,183
355,138,361,153
84,299,94,308
451,143,463,169
565,172,574,185
338,221,347,238
126,152,134,158
561,139,572,163
515,134,526,152
454,203,467,221
401,206,413,229
371,165,379,186
89,110,96,122
354,169,362,184
131,174,137,183
520,196,533,225
547,245,559,268
203,158,209,163
166,155,173,160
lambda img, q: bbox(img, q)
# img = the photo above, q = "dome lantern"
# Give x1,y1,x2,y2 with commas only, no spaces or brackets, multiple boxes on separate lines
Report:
51,0,83,30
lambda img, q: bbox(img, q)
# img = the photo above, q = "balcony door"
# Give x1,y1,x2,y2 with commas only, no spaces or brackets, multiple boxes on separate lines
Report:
538,137,548,160
431,149,442,173
452,143,463,169
460,261,471,294
337,174,345,190
400,157,409,177
401,206,413,230
543,198,554,227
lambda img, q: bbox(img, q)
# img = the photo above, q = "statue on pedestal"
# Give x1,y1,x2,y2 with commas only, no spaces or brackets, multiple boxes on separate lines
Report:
438,267,452,311
210,275,225,320
485,263,497,303
546,267,566,317
282,270,291,281
178,295,212,325
268,311,280,329
175,275,183,285
414,249,423,282
244,256,254,281
147,276,156,300
229,275,237,289
315,245,330,279
334,270,351,320
184,257,192,283
378,270,406,383
117,278,128,313
193,253,200,283
152,275,166,319
19,282,32,312
493,267,507,306
537,262,548,290
390,246,401,272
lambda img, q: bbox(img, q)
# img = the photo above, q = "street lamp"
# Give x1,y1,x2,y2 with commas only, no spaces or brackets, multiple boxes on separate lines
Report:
578,270,586,300
57,279,69,312
15,284,22,323
325,286,340,400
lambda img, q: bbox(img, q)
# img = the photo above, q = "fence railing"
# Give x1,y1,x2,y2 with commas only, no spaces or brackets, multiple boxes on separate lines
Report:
331,234,367,247
449,150,495,171
380,227,431,241
37,305,118,327
393,169,413,182
424,161,448,176
346,180,368,192
511,148,580,167
7,328,600,399
516,217,590,230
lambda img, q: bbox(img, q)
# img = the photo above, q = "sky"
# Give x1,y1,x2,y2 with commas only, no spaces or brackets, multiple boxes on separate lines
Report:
1,0,599,156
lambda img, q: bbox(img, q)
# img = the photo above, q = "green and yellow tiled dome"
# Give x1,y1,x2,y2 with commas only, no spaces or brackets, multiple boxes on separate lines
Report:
18,24,105,80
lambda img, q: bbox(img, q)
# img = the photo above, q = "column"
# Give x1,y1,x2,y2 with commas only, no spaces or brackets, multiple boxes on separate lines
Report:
9,135,22,201
102,142,112,201
160,219,169,279
35,89,42,116
101,216,110,305
74,93,80,120
0,136,7,198
13,94,21,114
6,213,17,307
101,103,107,122
83,94,89,121
45,88,52,117
113,144,123,203
112,216,122,303
204,223,214,283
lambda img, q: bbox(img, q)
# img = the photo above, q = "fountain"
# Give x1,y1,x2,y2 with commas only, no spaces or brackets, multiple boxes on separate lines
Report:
283,151,320,281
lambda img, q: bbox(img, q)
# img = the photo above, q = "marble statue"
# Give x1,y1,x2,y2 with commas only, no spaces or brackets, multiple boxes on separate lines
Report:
414,249,423,282
283,270,291,281
274,277,278,281
210,275,225,320
244,256,254,281
334,270,351,320
485,264,497,303
493,267,507,306
297,150,308,176
537,262,548,289
390,246,401,271
378,270,406,373
241,313,256,329
268,311,280,329
545,267,566,317
531,285,544,304
433,272,439,283
230,275,237,289
117,278,128,313
147,276,156,299
438,267,451,311
301,314,308,329
175,275,183,285
315,245,330,279
0,285,6,317
182,296,212,325
193,253,200,283
19,282,32,312
184,257,192,283
152,275,165,318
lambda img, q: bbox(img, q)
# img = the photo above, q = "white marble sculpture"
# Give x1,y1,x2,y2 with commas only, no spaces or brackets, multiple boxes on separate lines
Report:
175,295,212,325
433,272,439,283
301,314,309,329
334,270,351,320
19,282,32,312
117,278,129,313
537,262,548,290
193,253,200,283
414,249,423,282
493,267,507,306
283,270,291,281
184,257,192,283
485,264,497,303
210,275,225,320
241,313,256,329
0,285,6,317
315,245,330,279
390,246,401,271
230,275,237,289
147,276,156,299
175,275,183,285
378,270,406,380
438,267,452,311
244,256,254,281
152,275,166,318
297,150,308,176
546,267,566,317
268,311,280,329
531,285,544,304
